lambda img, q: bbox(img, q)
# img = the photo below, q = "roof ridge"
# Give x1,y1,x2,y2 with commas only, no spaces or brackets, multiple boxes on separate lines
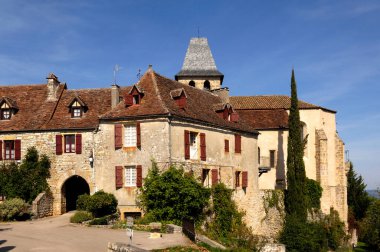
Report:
0,83,46,87
151,71,169,114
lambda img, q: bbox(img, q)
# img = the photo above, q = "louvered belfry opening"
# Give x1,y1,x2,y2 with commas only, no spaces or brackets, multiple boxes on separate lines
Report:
61,175,90,213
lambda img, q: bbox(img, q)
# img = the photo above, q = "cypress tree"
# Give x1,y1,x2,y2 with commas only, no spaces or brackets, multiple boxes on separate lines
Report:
285,69,307,221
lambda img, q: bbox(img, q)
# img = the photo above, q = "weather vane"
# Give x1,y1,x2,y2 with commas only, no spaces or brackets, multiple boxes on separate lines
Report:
113,64,122,84
137,69,141,80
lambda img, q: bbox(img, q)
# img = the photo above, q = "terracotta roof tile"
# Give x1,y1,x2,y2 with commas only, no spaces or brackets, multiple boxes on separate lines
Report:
237,109,289,130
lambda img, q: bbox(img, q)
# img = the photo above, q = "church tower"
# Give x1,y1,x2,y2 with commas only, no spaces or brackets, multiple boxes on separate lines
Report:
175,38,224,91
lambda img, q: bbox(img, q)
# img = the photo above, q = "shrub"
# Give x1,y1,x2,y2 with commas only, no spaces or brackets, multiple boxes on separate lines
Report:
76,191,118,218
306,178,322,210
89,216,108,225
70,211,93,223
360,200,380,251
0,198,30,221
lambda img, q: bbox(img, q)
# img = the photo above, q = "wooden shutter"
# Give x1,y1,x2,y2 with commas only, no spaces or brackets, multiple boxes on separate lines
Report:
235,134,241,153
223,108,228,120
56,135,63,155
136,165,142,187
15,139,21,160
124,94,133,106
75,134,82,154
242,171,248,188
184,130,190,160
0,140,2,160
224,139,229,152
230,112,239,122
115,166,123,189
136,122,141,148
114,124,123,149
212,169,218,185
200,133,206,161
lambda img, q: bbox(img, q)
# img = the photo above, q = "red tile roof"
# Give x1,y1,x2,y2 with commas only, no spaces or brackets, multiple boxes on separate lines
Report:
237,109,289,130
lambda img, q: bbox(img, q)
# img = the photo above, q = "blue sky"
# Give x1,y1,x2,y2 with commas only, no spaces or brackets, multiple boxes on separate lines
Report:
1,0,379,188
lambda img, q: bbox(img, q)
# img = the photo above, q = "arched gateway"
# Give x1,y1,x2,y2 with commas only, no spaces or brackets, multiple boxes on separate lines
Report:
61,175,90,213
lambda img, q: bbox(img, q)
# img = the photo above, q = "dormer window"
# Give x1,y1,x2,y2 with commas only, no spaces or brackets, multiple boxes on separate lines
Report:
125,85,144,107
67,96,87,118
1,108,11,120
214,103,239,122
170,88,187,109
0,97,18,121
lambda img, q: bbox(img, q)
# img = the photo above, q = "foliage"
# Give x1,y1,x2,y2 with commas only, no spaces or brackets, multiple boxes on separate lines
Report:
262,189,284,215
324,208,347,250
139,162,210,223
306,178,323,210
205,183,260,251
359,200,380,251
285,70,307,221
76,190,118,218
0,147,51,203
70,211,93,223
0,198,31,221
347,162,371,223
89,216,109,225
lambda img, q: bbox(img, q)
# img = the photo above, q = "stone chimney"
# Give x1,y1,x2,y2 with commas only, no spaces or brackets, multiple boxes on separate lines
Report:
211,87,230,104
111,84,120,108
46,73,60,101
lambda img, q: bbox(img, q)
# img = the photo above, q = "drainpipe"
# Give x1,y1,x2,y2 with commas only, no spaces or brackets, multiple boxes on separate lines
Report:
168,114,172,166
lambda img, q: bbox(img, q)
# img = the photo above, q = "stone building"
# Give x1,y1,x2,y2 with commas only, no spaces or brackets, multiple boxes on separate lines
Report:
0,37,348,237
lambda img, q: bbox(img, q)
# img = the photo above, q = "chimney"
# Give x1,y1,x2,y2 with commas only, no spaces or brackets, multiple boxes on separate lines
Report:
46,73,60,101
111,84,120,108
211,87,230,104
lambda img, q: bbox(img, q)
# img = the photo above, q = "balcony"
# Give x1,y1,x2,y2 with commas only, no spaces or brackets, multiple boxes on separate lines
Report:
258,156,271,177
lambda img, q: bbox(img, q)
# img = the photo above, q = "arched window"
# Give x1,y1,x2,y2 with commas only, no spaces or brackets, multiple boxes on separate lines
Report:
189,80,195,87
203,80,211,90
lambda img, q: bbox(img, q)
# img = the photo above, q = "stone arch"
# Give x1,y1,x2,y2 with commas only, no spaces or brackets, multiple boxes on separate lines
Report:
189,80,195,87
203,80,211,90
61,175,90,213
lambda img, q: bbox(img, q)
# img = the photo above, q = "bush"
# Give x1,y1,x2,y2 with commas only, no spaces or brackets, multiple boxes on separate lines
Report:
0,198,30,221
70,211,93,223
306,178,322,210
89,216,108,225
360,200,380,251
76,190,118,218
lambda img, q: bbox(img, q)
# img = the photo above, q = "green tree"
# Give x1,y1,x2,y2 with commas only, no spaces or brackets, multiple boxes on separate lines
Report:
347,161,370,222
139,162,210,223
285,69,307,221
360,200,380,250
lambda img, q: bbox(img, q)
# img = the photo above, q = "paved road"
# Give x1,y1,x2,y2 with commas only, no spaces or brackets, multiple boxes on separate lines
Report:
0,213,191,252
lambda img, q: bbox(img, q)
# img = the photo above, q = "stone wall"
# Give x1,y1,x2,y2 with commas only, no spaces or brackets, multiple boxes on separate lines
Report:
335,133,348,224
32,191,53,218
177,77,221,90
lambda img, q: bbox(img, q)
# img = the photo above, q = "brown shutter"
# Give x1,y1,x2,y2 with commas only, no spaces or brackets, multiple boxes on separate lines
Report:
223,108,228,120
235,134,241,153
75,134,82,154
115,166,123,189
114,124,123,149
0,140,2,160
136,122,141,148
136,165,142,187
224,139,229,152
200,133,206,161
184,130,190,160
15,139,21,160
242,171,248,188
230,112,239,122
212,169,218,185
56,135,63,155
124,94,133,106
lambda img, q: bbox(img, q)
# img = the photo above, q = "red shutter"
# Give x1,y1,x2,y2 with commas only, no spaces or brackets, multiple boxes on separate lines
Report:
0,140,3,160
235,134,241,154
15,139,21,160
136,122,141,148
242,171,248,188
56,135,63,155
200,133,206,161
115,166,123,189
224,139,229,152
212,169,218,185
114,124,123,149
176,94,186,109
184,130,190,160
230,112,239,122
75,134,82,154
223,108,228,120
136,165,142,187
124,94,133,106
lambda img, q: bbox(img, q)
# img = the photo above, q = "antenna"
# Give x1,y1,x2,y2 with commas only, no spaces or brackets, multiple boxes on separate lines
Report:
137,69,141,80
113,64,122,84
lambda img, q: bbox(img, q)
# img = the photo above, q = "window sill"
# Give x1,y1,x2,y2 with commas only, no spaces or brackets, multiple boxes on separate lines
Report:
123,147,137,151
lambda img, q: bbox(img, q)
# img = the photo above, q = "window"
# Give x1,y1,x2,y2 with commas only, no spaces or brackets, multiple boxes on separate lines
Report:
203,80,211,90
258,147,260,164
235,171,241,187
270,150,276,168
235,134,241,153
189,80,195,87
225,139,229,152
64,135,76,153
1,102,11,120
133,95,140,105
4,140,15,160
125,166,137,187
124,124,137,147
72,108,82,118
202,169,210,187
189,132,198,159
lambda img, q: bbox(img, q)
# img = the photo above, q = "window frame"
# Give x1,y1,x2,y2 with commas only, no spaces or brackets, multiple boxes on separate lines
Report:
270,150,276,168
202,169,210,187
1,109,11,120
189,131,199,159
125,166,137,187
71,107,82,118
64,134,76,153
235,171,241,188
4,140,15,160
124,124,137,147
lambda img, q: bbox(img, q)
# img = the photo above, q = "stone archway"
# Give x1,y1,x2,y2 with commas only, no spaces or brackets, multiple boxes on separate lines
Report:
61,175,90,213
